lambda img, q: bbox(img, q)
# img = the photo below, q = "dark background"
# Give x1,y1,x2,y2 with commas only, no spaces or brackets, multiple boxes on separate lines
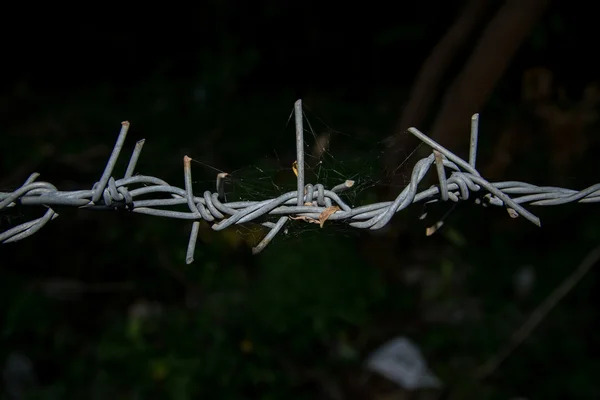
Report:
2,1,600,399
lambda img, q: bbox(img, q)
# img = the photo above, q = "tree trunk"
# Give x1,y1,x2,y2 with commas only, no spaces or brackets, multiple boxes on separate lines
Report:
428,0,550,154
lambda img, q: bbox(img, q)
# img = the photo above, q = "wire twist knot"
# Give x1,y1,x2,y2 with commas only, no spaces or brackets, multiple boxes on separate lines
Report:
2,103,600,263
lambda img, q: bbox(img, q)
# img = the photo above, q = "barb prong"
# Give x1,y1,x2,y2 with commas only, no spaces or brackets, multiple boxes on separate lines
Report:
433,150,449,201
294,99,305,207
186,221,200,264
92,121,130,203
125,139,145,179
216,172,229,202
470,113,479,168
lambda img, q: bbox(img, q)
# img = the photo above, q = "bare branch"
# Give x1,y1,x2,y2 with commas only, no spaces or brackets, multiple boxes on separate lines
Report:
476,245,600,379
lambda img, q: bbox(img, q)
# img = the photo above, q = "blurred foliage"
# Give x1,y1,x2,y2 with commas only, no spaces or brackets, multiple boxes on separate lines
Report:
2,1,600,399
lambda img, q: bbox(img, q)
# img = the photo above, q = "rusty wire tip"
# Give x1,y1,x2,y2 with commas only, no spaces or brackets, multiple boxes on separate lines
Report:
345,180,355,187
121,121,130,127
184,155,193,164
426,221,444,236
216,172,229,202
507,208,519,218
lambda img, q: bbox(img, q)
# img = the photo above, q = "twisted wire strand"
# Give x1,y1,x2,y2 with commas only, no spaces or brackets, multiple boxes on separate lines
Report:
2,102,600,263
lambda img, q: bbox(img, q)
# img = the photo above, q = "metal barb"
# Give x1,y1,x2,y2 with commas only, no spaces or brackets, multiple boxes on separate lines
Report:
294,99,305,207
2,101,600,262
470,113,479,168
92,121,130,203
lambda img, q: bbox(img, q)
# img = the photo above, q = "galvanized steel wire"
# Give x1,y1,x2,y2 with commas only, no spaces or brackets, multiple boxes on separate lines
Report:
2,100,600,263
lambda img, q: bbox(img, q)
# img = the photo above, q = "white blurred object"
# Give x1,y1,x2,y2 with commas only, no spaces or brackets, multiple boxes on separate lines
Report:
3,352,37,400
128,299,163,320
365,337,442,390
513,265,536,299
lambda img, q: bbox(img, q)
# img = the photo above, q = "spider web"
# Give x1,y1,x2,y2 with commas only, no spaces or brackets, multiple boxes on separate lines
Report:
191,105,422,247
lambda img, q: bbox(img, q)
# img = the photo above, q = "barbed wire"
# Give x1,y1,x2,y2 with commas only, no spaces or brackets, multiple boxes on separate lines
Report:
2,100,600,263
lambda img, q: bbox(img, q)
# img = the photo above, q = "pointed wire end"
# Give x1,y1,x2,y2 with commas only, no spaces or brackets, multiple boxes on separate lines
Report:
426,221,444,236
25,172,41,185
136,139,145,146
507,208,519,219
217,172,229,179
121,121,130,127
529,215,542,227
252,232,274,255
345,180,355,188
506,207,541,227
186,221,200,264
294,99,302,107
471,113,479,121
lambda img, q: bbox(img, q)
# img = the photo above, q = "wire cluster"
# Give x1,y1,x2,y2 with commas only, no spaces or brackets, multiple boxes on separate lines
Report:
2,100,599,263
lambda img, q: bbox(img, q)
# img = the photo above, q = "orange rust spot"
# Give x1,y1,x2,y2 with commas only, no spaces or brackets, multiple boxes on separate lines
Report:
426,221,444,236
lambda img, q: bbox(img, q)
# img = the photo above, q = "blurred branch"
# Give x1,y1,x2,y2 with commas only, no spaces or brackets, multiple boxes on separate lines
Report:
428,0,550,152
395,0,490,133
476,245,600,379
